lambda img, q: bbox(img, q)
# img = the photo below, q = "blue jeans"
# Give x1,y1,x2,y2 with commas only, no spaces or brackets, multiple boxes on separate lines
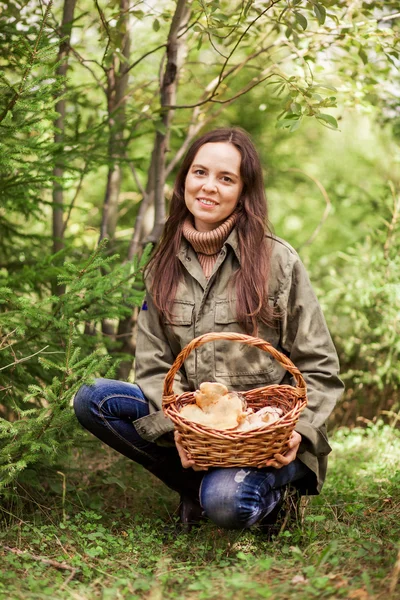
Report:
74,378,311,529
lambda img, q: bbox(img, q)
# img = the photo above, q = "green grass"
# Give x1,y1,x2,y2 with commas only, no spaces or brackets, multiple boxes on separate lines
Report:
0,422,399,600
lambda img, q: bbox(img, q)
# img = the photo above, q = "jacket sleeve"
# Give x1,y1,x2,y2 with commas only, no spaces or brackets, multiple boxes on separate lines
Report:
135,291,189,412
278,252,344,457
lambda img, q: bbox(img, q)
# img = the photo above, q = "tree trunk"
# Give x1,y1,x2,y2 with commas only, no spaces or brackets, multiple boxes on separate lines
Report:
52,0,77,296
116,0,191,380
99,0,131,338
99,0,131,243
127,145,157,260
147,0,191,244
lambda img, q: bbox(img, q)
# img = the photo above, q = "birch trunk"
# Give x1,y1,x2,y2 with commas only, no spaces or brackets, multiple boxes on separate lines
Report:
99,0,131,337
99,0,130,243
147,0,191,244
52,0,77,296
116,0,191,379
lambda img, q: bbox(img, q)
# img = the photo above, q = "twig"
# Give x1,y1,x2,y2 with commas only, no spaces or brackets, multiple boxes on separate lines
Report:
0,329,17,350
94,0,111,67
0,346,49,372
384,181,399,261
57,471,67,523
289,168,332,249
214,1,280,93
389,547,400,598
165,1,281,109
198,0,229,58
149,0,190,245
128,159,146,198
165,39,278,176
380,410,400,428
209,72,276,104
1,545,78,579
68,44,107,90
0,507,30,526
164,42,308,111
124,43,167,76
62,162,89,235
0,1,53,123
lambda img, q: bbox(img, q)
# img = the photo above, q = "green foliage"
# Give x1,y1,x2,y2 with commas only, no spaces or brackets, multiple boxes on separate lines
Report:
0,241,149,490
0,3,62,218
320,192,400,410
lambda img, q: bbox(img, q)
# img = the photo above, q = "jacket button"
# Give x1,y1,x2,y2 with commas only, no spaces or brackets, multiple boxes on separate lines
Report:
186,256,191,261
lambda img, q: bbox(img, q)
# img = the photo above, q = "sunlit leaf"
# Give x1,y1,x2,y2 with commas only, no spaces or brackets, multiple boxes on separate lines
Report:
314,3,326,25
294,12,307,30
358,45,368,65
316,113,338,128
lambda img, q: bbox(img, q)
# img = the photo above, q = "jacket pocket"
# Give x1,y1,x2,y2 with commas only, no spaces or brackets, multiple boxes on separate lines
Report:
164,300,194,326
213,299,278,384
163,300,196,377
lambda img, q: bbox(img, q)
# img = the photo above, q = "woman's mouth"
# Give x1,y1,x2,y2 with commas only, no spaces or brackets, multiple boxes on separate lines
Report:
197,198,218,206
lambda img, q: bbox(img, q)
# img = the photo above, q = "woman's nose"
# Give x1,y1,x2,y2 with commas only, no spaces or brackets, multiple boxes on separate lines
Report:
201,177,217,192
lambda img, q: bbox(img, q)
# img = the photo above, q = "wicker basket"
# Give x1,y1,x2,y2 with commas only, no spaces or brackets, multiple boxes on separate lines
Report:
162,332,307,468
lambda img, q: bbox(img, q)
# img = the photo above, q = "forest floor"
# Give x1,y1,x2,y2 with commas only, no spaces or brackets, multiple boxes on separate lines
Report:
0,422,399,600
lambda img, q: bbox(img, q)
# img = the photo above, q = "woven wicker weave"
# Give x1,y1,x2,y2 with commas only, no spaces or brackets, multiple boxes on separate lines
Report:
162,332,307,468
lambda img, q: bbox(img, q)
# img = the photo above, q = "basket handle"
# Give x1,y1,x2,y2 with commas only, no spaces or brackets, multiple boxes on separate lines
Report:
162,331,306,405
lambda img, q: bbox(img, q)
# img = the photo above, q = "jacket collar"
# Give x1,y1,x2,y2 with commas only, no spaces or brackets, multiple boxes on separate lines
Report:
224,227,241,263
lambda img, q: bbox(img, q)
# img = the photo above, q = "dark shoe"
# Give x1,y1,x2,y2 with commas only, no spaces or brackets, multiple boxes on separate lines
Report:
257,486,302,537
178,493,205,532
257,494,286,538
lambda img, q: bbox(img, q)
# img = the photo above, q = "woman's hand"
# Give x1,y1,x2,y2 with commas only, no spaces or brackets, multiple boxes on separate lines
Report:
260,430,302,469
174,431,208,472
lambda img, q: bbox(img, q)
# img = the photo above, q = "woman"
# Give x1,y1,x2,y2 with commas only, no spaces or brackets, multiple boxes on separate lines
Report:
74,128,344,530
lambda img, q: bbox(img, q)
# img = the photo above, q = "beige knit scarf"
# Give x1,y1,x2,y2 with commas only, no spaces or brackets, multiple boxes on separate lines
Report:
182,212,238,278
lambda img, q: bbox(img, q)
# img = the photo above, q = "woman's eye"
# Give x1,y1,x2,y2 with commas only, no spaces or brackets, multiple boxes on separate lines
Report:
222,176,232,183
194,169,205,175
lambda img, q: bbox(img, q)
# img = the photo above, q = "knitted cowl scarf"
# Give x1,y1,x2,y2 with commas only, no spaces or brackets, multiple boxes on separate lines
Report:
182,211,238,279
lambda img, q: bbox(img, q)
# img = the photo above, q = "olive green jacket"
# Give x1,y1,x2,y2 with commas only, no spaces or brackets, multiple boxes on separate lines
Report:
134,230,344,493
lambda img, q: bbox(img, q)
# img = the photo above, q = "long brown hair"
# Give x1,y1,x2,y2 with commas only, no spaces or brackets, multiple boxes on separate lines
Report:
146,127,275,335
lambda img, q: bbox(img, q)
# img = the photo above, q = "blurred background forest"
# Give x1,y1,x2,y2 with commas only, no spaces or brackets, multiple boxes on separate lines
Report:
0,0,399,493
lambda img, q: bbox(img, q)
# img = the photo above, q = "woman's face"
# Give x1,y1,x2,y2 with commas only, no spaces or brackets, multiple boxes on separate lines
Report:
184,142,243,232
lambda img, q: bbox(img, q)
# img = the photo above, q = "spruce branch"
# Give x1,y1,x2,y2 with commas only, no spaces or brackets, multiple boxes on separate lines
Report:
0,1,54,124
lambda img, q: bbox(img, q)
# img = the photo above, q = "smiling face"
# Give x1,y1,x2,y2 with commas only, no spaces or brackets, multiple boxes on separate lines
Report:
184,142,243,232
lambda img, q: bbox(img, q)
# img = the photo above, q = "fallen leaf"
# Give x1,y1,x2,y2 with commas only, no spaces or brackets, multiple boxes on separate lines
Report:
348,588,370,599
291,574,307,584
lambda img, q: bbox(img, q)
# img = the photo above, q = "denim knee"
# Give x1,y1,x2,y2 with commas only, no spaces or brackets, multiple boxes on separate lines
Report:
73,381,98,427
200,469,263,530
73,378,117,424
202,494,259,529
73,378,147,429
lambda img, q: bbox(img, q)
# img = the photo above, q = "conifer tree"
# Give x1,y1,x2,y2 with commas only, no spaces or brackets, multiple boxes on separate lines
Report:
0,2,149,492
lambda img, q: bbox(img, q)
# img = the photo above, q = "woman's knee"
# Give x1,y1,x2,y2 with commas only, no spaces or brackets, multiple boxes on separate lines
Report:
73,378,146,428
73,379,103,426
200,468,262,530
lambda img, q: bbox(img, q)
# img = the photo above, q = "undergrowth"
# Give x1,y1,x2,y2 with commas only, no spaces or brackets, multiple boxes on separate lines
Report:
0,422,399,600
